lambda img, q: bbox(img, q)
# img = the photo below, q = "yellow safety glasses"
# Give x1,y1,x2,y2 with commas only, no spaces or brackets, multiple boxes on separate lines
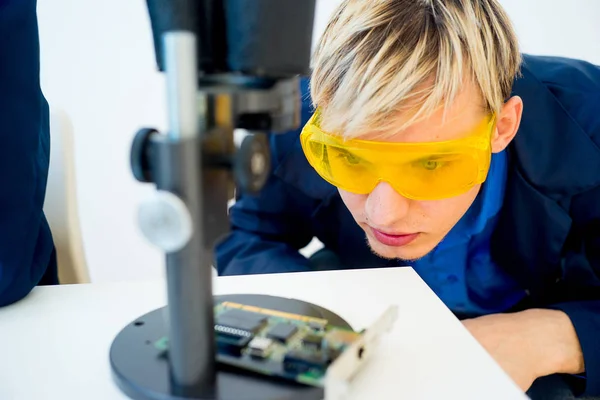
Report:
300,111,496,201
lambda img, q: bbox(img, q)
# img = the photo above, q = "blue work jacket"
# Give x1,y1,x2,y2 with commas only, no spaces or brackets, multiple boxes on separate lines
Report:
217,54,600,396
0,0,56,306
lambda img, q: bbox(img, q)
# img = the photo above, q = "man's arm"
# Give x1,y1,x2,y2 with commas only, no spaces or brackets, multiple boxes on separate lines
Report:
465,187,600,395
463,308,585,392
0,0,56,305
215,179,316,276
215,79,319,276
544,184,600,395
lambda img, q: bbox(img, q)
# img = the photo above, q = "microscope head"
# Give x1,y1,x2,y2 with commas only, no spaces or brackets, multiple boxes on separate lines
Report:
147,0,316,126
148,1,315,78
145,0,316,196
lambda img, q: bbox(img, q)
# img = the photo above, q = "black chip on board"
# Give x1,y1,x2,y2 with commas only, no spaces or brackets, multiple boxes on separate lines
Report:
267,323,298,343
216,308,268,334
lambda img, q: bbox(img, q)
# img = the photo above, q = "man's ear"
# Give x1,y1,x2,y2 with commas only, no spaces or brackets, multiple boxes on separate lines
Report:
492,95,523,153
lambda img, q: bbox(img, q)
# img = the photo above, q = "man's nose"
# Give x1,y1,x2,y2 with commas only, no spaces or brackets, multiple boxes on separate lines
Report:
364,181,410,227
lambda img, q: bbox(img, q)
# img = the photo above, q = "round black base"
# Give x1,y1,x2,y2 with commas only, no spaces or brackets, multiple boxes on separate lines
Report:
110,294,352,400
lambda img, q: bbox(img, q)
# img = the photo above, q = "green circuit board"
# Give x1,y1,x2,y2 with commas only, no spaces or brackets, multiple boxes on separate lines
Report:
154,301,362,387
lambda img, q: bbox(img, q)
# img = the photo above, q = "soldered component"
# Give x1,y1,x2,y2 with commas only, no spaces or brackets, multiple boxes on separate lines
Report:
216,334,252,357
215,324,253,338
247,337,274,358
308,321,326,332
283,350,329,373
302,333,323,350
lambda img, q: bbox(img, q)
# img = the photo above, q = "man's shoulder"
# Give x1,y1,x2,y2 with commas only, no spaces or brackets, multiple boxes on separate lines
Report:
521,54,600,91
520,54,600,147
509,55,600,195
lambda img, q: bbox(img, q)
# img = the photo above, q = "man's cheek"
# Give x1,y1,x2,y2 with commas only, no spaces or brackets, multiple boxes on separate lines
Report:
338,189,365,217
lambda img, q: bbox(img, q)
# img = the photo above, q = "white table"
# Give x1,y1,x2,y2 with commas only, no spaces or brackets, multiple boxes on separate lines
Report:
0,267,526,400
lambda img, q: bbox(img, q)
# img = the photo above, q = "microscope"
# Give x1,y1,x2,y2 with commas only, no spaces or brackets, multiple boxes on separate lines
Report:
110,1,396,399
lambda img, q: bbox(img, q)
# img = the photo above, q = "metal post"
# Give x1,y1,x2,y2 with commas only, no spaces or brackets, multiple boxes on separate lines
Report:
165,32,199,141
162,31,216,397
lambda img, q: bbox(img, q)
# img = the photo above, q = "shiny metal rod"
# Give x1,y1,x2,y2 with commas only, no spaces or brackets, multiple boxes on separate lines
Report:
162,31,216,396
165,32,200,140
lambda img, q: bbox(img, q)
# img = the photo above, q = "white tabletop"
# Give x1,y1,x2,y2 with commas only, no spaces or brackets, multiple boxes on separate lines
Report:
0,267,526,400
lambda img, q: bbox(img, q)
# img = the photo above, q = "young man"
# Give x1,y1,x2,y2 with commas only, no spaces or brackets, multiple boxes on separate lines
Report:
216,0,600,397
0,0,57,306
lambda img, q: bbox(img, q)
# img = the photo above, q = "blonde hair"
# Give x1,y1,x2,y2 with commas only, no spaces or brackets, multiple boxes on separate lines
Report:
310,0,522,138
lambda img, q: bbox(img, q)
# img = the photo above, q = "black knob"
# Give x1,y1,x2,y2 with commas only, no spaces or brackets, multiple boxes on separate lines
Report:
131,128,159,183
234,132,271,194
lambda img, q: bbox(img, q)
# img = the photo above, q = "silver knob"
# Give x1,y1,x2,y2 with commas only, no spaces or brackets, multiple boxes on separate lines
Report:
137,191,193,253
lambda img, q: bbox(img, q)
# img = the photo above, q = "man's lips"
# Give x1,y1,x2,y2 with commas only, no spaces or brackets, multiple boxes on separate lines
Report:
369,227,419,247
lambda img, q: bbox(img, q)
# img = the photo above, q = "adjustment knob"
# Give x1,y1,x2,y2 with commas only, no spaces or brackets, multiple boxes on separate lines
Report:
137,191,193,253
234,131,271,194
131,128,159,183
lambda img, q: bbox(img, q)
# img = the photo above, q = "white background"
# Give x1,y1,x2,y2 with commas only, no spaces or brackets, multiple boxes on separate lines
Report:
37,0,600,283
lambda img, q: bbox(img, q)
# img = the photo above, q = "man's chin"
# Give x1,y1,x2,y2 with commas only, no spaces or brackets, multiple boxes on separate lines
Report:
366,236,434,262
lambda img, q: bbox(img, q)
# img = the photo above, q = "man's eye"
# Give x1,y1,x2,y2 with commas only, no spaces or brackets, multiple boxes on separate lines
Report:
421,159,443,170
337,150,361,165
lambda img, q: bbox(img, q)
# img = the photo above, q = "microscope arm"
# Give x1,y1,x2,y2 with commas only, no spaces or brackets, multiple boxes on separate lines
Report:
126,1,317,398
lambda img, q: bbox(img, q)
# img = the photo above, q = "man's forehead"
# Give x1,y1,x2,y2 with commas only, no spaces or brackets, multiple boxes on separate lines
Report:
354,93,486,144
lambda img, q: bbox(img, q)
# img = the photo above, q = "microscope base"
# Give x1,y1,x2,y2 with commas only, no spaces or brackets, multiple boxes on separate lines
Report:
110,294,352,400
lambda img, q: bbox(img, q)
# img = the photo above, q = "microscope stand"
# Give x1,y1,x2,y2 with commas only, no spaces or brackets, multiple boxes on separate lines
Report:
110,294,350,400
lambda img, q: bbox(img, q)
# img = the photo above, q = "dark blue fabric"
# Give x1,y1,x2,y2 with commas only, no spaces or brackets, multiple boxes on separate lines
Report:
216,55,600,396
0,0,56,306
527,374,599,400
412,150,527,316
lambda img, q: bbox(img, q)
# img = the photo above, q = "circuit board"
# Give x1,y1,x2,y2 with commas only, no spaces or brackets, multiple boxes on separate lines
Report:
154,301,364,387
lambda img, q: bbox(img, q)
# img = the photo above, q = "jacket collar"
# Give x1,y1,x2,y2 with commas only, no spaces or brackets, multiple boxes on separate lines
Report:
510,59,600,199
